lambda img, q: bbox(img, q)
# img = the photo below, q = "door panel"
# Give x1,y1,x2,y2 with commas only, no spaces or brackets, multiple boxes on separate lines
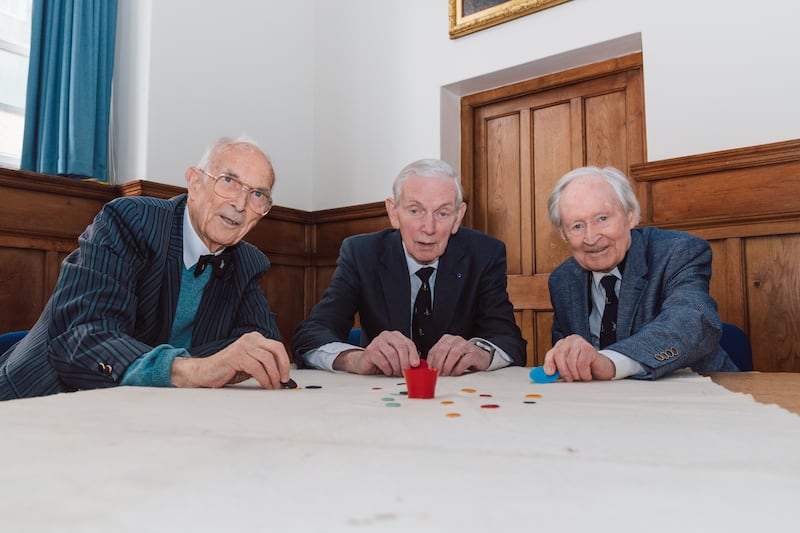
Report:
484,113,522,274
462,54,646,366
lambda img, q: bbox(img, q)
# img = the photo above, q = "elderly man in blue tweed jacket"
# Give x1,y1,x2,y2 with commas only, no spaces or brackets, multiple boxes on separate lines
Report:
0,137,291,400
542,166,738,382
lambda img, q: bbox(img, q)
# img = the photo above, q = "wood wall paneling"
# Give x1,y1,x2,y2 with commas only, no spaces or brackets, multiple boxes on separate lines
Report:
260,264,306,347
649,163,800,227
312,207,390,258
0,169,114,334
744,235,800,371
0,247,46,330
0,176,111,243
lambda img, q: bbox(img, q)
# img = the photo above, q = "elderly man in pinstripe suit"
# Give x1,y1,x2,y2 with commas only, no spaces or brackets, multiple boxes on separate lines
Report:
0,137,292,400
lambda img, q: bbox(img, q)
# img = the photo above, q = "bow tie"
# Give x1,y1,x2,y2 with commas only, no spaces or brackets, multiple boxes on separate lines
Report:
194,252,232,278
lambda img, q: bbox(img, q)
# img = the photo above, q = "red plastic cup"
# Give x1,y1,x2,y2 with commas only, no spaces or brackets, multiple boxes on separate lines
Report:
403,366,439,399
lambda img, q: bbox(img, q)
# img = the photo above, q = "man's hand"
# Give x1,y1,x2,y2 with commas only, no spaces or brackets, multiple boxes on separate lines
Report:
333,330,419,376
543,334,615,382
427,334,492,376
170,332,291,389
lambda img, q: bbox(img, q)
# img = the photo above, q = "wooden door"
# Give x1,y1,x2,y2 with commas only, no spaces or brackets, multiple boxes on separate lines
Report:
460,54,646,366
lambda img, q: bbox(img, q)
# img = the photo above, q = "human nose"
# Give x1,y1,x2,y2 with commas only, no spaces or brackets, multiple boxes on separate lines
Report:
419,212,437,233
229,186,248,211
582,221,599,243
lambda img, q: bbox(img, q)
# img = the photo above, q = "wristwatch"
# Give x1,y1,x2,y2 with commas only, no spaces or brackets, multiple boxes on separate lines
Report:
471,339,496,361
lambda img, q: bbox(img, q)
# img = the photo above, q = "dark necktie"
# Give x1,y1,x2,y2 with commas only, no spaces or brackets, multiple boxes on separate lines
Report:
412,267,435,357
194,252,232,279
599,275,618,348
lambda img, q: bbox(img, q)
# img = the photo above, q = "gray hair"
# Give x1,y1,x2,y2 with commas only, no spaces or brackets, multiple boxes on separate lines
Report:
392,159,463,206
547,166,640,228
197,135,274,183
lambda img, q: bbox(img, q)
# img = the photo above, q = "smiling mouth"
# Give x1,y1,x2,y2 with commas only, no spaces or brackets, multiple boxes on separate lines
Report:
585,246,607,254
220,215,242,226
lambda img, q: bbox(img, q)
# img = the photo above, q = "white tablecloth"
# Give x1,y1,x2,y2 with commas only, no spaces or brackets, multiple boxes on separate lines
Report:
1,368,798,532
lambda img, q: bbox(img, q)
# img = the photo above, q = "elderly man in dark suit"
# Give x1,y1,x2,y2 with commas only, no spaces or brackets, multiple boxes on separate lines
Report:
292,158,526,377
543,166,737,382
0,137,291,400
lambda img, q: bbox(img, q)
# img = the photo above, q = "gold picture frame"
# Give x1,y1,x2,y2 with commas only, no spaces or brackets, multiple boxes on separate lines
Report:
449,0,572,39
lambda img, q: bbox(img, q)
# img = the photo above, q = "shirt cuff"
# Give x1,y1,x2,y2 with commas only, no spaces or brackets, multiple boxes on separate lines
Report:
302,342,360,372
304,339,514,372
600,349,645,380
468,338,512,371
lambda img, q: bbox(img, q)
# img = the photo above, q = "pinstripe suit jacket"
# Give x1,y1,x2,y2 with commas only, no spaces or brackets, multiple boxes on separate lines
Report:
0,194,280,400
548,227,738,379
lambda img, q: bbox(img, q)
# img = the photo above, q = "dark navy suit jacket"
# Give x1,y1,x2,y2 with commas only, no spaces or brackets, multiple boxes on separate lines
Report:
292,227,526,366
548,227,737,379
0,194,280,400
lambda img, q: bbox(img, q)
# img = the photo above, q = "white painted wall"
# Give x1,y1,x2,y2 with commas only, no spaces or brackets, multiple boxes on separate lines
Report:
112,0,800,211
113,0,315,209
110,0,151,184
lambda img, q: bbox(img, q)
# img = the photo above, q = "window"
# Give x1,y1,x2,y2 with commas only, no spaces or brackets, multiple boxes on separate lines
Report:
0,0,33,169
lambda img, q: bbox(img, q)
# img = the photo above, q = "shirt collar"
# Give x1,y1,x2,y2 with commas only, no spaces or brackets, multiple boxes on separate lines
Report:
591,266,622,289
401,242,439,276
182,209,224,269
590,255,626,288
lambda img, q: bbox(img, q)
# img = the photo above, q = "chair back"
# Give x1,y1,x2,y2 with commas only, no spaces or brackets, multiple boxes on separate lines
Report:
720,323,753,371
0,330,29,355
347,328,362,346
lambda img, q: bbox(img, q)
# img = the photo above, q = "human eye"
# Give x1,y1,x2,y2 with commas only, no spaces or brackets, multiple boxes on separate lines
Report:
435,209,452,219
408,206,422,216
250,189,264,199
219,174,237,186
596,214,613,226
568,222,583,234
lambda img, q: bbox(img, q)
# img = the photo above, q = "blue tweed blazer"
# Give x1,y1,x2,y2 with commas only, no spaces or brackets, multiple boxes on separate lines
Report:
548,227,738,379
0,194,280,400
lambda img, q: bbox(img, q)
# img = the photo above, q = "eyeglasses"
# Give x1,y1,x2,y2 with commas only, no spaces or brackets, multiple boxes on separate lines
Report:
197,168,273,215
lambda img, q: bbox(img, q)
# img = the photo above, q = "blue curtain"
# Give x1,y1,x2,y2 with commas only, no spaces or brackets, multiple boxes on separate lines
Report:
20,0,118,182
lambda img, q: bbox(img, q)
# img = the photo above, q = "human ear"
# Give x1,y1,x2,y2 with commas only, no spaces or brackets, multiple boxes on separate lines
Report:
450,202,468,234
185,167,201,191
385,198,401,229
